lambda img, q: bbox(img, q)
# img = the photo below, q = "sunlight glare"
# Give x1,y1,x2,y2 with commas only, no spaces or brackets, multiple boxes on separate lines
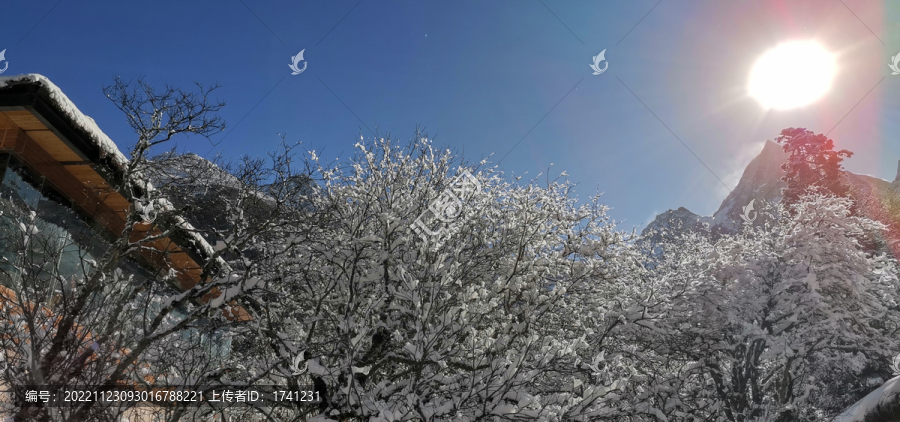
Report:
748,40,836,110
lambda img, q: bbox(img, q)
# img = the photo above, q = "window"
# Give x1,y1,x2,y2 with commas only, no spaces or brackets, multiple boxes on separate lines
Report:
0,155,231,358
0,155,144,286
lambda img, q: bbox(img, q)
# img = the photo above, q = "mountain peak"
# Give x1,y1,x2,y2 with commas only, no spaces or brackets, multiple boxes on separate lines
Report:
760,139,781,154
895,160,900,185
710,141,788,232
641,206,713,241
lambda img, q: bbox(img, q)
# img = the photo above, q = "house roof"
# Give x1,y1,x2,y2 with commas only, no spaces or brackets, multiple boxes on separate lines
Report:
0,74,244,319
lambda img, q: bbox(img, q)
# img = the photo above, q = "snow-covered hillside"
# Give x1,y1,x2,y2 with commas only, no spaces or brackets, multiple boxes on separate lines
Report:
832,375,900,422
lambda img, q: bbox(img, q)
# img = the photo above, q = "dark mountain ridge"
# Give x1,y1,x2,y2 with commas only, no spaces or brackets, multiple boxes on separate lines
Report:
644,140,900,255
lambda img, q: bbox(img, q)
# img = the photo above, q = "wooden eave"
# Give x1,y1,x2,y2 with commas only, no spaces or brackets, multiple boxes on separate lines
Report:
0,111,206,290
0,80,248,321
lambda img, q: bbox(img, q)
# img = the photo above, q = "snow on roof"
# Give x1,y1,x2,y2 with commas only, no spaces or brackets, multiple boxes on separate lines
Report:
0,73,129,169
0,73,221,278
833,376,900,422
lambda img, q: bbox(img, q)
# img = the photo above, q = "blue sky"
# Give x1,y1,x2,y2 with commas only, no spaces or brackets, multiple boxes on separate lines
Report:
3,0,900,229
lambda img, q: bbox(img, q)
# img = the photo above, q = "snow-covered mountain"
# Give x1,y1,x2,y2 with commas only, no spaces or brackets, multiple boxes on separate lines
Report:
643,141,900,251
148,153,248,245
641,206,714,245
149,153,316,247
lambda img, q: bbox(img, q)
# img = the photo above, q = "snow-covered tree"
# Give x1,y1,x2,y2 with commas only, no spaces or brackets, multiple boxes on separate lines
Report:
632,195,900,422
245,136,652,421
776,128,853,206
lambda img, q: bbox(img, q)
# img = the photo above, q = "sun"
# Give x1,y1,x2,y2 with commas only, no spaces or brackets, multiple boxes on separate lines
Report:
748,40,836,110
